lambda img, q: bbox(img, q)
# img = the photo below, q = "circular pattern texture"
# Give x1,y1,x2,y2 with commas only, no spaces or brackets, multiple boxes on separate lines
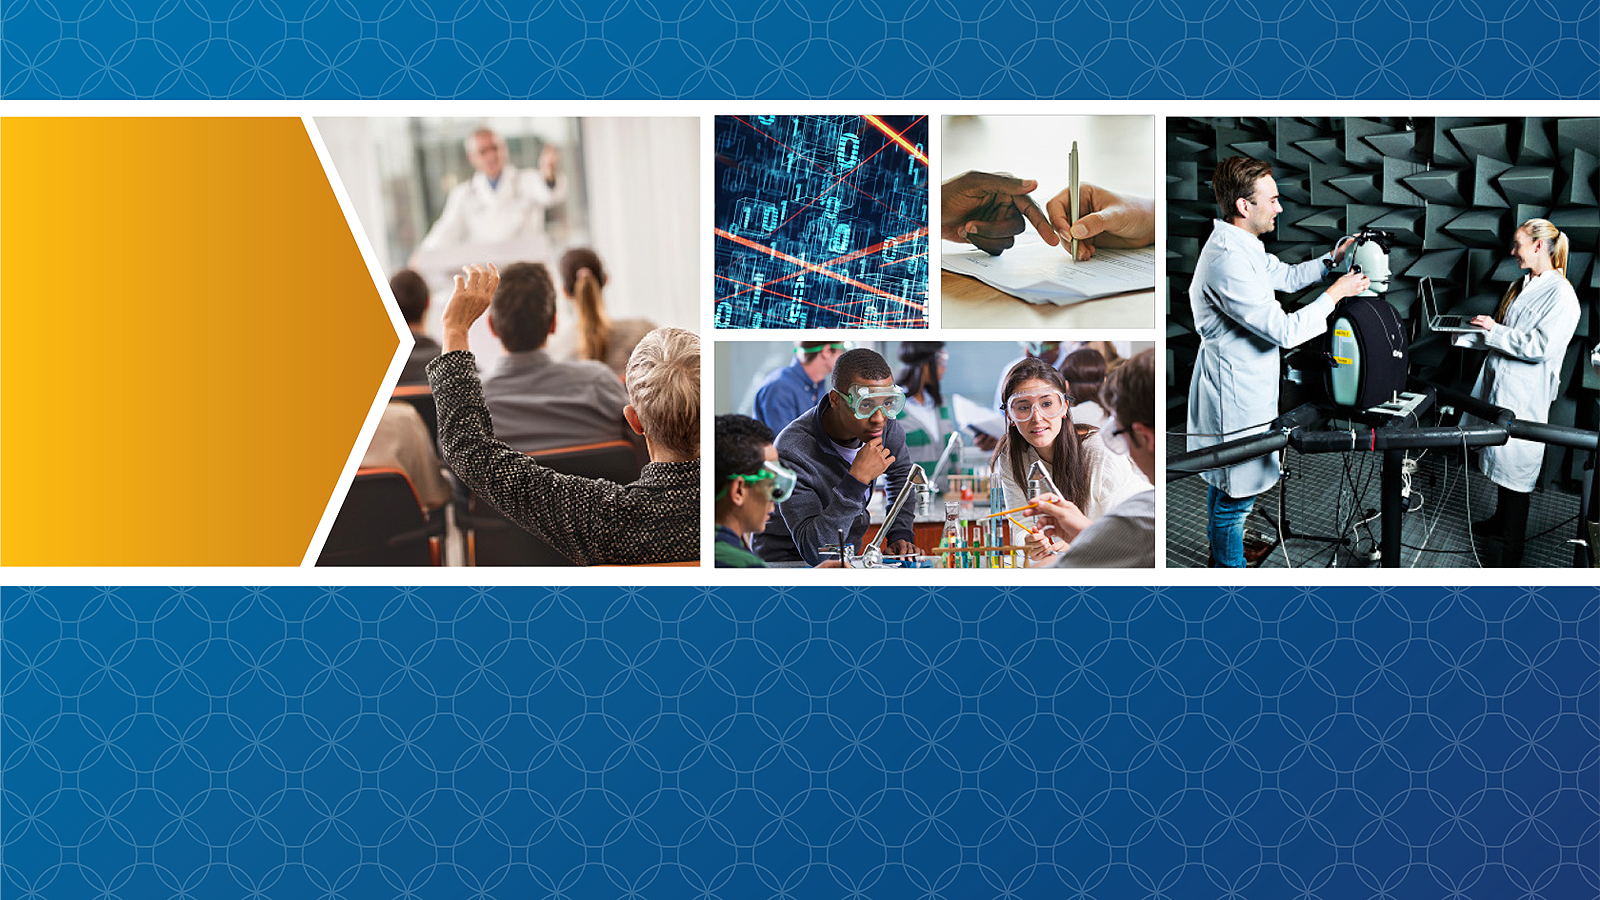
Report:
2,1,1595,97
3,585,1596,898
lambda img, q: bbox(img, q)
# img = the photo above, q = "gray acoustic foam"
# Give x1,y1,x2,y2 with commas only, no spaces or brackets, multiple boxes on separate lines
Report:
1167,116,1598,491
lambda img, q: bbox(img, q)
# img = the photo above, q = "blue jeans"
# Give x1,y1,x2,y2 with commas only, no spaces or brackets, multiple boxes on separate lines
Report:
1207,485,1256,568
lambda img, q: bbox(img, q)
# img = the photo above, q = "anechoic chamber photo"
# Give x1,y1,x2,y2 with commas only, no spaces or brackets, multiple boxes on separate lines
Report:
1166,116,1598,569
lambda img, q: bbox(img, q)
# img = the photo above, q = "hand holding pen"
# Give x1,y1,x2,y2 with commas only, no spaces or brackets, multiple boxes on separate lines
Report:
1045,183,1157,261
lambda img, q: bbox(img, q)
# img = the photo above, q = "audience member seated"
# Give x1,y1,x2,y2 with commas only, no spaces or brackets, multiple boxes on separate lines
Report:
362,401,451,513
480,261,642,455
550,247,658,378
428,264,699,565
392,268,441,384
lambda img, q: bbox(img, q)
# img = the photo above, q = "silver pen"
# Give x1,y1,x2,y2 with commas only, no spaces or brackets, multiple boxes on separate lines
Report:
1068,140,1079,261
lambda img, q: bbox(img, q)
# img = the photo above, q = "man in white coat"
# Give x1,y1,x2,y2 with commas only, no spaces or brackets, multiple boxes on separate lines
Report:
409,128,565,274
1186,156,1369,567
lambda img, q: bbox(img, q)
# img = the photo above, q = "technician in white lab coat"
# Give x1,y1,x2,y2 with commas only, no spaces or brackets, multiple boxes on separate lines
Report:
1187,156,1369,567
409,128,566,274
1455,218,1581,566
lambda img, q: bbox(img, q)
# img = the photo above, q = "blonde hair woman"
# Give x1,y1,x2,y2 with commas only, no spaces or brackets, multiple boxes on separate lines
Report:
1456,218,1580,566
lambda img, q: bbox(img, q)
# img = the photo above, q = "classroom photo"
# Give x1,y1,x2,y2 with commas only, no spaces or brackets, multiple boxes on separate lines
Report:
313,116,702,567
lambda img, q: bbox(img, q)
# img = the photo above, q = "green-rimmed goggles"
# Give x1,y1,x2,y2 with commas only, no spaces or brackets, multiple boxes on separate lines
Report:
721,459,797,502
796,341,851,355
838,384,907,419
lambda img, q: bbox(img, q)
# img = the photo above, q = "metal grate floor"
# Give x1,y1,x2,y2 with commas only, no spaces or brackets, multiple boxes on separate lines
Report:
1167,442,1586,569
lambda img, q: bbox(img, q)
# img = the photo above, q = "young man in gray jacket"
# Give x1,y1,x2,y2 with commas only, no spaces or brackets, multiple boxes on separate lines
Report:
752,348,924,565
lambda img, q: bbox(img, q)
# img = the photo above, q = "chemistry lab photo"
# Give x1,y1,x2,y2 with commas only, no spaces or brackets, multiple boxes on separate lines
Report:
1166,116,1598,569
714,339,1157,569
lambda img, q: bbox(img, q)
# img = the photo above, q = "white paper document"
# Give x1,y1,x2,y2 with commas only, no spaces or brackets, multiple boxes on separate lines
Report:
942,235,1156,305
950,393,1007,439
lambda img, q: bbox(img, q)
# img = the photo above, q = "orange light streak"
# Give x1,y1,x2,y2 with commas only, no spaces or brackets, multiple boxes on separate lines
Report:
713,273,798,303
715,228,927,313
713,275,870,324
769,137,895,234
820,227,929,268
732,115,898,217
715,227,929,304
863,115,928,165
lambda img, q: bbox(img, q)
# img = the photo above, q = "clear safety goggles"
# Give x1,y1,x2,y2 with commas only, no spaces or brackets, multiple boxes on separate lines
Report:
839,384,907,419
1022,341,1058,357
1005,389,1068,421
723,459,797,502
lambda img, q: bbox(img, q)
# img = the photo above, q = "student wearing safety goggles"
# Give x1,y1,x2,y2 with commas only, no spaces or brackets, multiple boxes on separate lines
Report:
1029,349,1157,567
753,348,925,565
713,414,798,568
991,357,1147,565
752,340,849,436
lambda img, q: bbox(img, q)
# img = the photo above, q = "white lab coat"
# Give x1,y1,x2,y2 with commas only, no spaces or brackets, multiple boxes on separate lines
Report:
1453,270,1581,493
413,163,566,271
899,395,946,470
1590,341,1598,377
1068,399,1109,431
1187,220,1337,498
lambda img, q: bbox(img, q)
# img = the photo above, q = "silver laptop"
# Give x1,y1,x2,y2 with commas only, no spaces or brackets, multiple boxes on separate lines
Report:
1420,277,1485,333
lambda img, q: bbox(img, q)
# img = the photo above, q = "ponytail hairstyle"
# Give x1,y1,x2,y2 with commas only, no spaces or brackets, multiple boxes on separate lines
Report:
990,357,1091,510
1497,219,1569,322
559,247,612,364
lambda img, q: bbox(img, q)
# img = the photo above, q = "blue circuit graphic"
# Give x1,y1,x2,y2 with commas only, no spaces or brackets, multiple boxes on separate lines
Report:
715,115,930,329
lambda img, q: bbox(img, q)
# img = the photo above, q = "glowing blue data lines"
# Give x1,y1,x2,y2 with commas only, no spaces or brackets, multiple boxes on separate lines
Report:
714,115,930,329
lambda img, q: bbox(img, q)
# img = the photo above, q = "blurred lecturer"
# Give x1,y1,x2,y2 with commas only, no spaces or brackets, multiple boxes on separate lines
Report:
409,128,565,274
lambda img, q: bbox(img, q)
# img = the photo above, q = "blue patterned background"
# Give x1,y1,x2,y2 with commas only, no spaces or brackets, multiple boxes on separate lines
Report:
3,0,1597,98
4,586,1596,898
